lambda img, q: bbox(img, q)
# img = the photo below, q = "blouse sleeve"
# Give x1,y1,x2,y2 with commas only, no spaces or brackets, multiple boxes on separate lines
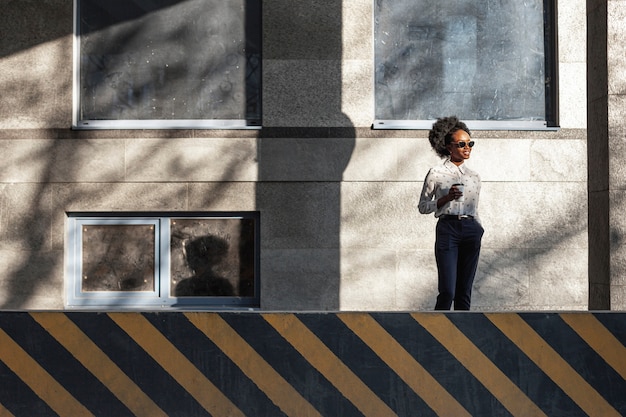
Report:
418,169,438,214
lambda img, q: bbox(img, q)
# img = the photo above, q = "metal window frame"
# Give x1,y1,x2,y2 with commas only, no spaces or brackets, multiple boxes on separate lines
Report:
372,0,559,131
66,212,260,310
72,0,262,130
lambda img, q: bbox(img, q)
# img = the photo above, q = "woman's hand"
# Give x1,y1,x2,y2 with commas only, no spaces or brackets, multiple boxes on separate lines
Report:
437,185,462,208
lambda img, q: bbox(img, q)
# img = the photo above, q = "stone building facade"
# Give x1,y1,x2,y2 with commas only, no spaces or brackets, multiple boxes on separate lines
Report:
1,0,622,311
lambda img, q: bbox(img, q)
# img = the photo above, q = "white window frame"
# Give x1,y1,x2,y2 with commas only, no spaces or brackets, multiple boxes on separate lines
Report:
66,213,260,310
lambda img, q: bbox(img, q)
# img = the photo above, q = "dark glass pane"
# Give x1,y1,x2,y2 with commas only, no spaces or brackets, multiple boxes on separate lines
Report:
375,0,547,122
81,224,155,292
79,0,261,122
170,218,255,297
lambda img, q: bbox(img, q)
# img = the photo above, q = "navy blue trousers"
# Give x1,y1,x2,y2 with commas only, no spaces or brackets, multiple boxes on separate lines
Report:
434,217,484,310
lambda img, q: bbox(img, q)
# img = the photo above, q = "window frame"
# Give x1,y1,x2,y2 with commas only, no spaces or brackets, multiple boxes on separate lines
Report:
72,0,262,130
66,212,260,310
372,0,559,131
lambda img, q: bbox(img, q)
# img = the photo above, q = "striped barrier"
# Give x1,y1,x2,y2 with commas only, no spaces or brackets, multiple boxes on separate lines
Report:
0,312,624,416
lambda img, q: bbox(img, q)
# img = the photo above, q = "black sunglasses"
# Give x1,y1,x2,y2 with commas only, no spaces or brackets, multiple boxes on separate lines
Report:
454,141,475,148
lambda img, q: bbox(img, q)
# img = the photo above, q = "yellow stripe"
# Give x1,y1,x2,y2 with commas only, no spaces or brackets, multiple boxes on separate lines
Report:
31,313,167,417
413,313,547,417
0,402,15,417
560,313,626,380
108,312,245,417
0,328,94,417
339,313,471,417
263,313,397,417
486,313,622,417
186,313,323,417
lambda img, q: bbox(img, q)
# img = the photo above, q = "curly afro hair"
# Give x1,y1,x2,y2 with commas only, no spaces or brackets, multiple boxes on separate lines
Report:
428,116,471,158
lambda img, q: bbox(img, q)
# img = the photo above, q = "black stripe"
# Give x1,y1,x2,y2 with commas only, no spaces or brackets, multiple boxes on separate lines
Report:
447,313,585,417
373,313,513,417
1,312,624,417
300,313,436,417
0,313,132,417
222,312,363,417
593,313,626,345
144,312,287,417
0,359,57,417
520,313,626,413
67,312,209,417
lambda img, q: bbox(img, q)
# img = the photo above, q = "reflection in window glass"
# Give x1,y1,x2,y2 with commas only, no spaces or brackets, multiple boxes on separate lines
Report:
170,218,255,297
81,224,155,292
76,0,262,128
66,213,259,309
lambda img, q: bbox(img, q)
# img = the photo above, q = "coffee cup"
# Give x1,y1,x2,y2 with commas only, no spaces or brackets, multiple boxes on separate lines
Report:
453,183,464,202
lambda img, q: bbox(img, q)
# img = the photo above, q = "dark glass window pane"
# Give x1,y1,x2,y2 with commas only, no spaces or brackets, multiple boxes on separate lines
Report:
170,218,255,297
375,0,548,122
78,0,261,123
81,225,155,292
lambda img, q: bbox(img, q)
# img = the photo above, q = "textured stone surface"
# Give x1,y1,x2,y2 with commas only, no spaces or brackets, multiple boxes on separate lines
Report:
558,0,586,129
587,1,608,104
559,0,587,63
479,182,587,250
396,249,439,311
341,0,373,61
0,250,63,309
587,97,609,193
611,284,626,309
587,0,626,310
340,248,400,311
125,138,258,182
609,190,626,287
257,182,342,250
559,63,588,129
188,183,257,212
341,181,433,250
258,137,355,181
263,0,344,60
530,139,587,182
528,248,588,308
0,139,128,182
263,60,350,127
608,2,626,95
472,249,532,310
588,191,610,290
0,44,70,127
0,184,52,251
470,139,531,182
261,249,340,310
341,59,374,127
0,0,608,311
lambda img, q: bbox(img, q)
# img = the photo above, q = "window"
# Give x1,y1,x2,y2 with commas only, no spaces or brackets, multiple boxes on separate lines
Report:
66,213,260,309
373,0,558,130
73,0,262,129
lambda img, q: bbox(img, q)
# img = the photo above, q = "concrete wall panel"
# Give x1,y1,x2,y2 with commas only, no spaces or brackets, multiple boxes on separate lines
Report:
125,138,258,182
261,249,340,310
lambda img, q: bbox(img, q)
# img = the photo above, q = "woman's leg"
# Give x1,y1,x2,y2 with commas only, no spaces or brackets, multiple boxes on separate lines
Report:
434,219,460,310
454,220,484,310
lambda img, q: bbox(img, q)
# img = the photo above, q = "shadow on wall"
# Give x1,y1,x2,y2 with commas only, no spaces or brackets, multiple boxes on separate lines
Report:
257,1,355,310
0,0,355,310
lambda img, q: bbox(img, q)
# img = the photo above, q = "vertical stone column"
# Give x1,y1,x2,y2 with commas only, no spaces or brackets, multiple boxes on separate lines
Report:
588,0,626,309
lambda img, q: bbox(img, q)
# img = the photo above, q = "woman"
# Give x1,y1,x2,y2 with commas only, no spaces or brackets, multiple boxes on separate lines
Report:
418,116,483,310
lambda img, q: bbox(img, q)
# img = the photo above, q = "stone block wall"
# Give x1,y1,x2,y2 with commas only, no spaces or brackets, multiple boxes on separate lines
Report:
0,0,590,311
